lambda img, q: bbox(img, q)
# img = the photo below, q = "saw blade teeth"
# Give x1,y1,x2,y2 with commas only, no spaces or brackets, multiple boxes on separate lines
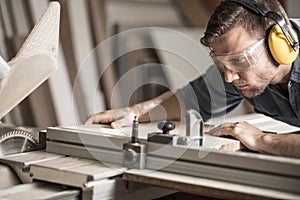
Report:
0,128,39,156
0,129,37,143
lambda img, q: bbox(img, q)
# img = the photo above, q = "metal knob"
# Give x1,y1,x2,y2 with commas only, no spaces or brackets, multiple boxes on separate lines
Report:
157,121,175,134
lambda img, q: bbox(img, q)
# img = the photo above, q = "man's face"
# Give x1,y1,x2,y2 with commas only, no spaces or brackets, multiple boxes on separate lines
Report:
211,26,277,98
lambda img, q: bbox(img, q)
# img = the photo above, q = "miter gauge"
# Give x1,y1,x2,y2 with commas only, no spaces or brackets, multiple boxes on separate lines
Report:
147,109,203,146
0,126,39,156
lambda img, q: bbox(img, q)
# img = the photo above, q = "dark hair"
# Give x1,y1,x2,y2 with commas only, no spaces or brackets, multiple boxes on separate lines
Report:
200,0,290,48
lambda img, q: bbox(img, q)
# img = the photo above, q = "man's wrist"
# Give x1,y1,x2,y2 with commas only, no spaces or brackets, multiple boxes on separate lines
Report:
256,132,272,153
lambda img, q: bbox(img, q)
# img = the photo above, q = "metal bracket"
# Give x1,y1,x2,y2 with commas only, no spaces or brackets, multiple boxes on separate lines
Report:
122,117,147,169
147,109,203,147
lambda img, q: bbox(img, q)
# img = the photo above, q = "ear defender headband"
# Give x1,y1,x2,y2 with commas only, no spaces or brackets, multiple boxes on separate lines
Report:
228,0,299,64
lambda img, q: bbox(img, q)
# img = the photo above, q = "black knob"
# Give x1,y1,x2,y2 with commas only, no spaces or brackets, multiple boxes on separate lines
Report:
157,121,175,134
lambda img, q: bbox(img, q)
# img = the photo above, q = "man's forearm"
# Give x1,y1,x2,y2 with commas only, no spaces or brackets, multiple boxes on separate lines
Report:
259,134,300,158
137,90,181,122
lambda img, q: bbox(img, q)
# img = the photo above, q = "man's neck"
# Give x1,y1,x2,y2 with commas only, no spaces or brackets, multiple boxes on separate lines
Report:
275,63,293,92
275,64,292,83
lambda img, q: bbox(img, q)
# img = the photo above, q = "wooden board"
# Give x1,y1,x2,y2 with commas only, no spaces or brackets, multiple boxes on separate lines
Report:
123,169,300,200
73,123,242,151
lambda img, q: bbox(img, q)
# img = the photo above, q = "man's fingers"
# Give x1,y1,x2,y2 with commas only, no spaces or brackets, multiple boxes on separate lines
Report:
84,114,97,125
84,110,120,125
207,125,222,136
208,123,239,136
111,117,133,129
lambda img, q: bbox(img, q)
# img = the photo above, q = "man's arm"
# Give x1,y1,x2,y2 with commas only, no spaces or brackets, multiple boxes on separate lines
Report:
259,133,300,158
85,90,181,128
209,121,300,158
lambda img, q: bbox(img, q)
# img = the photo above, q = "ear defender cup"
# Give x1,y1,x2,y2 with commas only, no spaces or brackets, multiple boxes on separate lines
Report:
268,24,299,64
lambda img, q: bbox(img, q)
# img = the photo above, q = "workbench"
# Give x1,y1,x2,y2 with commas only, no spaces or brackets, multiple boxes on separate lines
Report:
1,150,300,200
1,121,300,199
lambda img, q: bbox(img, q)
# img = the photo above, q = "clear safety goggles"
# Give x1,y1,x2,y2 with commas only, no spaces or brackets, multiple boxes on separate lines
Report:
210,39,265,73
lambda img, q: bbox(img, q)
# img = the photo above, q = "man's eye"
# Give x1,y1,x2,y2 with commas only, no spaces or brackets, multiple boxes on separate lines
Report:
230,56,245,64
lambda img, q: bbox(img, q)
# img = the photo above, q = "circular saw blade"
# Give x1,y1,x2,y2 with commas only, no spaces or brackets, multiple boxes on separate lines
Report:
0,128,39,156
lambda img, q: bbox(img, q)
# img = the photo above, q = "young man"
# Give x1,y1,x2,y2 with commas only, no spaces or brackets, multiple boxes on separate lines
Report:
85,0,300,158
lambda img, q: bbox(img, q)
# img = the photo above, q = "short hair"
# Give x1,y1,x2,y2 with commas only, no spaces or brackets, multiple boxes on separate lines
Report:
200,0,290,48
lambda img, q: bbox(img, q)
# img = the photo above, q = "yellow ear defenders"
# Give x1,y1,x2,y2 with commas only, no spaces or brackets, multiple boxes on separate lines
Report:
227,0,299,64
268,24,298,64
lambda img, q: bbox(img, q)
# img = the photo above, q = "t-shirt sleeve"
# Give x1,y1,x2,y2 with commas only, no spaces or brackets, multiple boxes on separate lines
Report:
176,65,243,121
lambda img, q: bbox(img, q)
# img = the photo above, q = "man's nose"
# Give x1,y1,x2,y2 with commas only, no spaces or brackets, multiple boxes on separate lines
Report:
224,68,240,83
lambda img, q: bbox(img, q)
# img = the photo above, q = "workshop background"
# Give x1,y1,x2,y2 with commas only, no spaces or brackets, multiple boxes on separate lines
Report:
0,0,298,128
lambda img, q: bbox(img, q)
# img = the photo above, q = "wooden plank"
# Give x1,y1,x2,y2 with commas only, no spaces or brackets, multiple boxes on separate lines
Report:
47,123,241,151
56,0,88,123
67,0,106,119
87,0,116,109
123,169,300,200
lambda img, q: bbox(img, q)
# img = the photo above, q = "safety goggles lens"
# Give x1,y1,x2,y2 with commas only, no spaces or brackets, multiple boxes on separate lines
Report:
210,39,265,72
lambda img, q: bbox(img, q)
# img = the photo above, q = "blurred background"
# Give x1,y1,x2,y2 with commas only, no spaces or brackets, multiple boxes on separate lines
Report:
0,0,298,128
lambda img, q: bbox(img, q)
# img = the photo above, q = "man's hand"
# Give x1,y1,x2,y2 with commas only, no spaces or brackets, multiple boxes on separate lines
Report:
84,91,180,129
208,121,266,152
208,121,300,158
84,107,138,128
